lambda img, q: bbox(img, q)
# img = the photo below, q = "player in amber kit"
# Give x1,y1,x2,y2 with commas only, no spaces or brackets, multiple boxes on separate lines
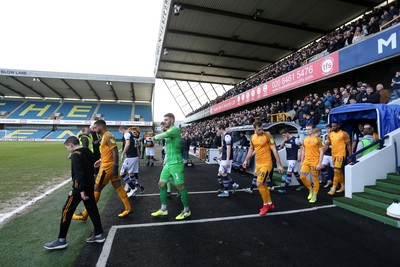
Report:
325,122,352,195
300,124,324,203
242,121,284,216
73,120,131,220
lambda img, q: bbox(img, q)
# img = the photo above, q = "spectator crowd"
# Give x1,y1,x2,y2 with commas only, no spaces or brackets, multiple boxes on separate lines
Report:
187,2,400,117
182,78,396,148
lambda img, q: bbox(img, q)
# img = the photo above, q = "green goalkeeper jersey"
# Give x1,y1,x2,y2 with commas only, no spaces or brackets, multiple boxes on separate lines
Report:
154,125,182,165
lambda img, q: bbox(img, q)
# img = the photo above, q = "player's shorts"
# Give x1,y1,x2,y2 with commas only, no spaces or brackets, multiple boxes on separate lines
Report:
332,156,345,169
286,160,299,173
218,160,232,174
121,157,139,174
96,162,120,186
322,155,334,168
300,161,319,176
160,162,185,186
145,147,155,156
255,164,273,184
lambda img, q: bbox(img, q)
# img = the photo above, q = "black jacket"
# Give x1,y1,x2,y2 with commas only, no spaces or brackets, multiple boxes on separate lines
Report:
70,148,95,195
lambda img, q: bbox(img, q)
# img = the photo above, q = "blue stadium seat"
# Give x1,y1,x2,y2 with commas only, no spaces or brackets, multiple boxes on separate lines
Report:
97,104,132,121
232,146,248,170
134,104,152,121
2,128,52,139
45,129,80,139
0,100,23,115
57,103,96,120
7,101,59,119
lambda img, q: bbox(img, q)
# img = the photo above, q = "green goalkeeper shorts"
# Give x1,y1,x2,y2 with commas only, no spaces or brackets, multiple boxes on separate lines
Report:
160,162,185,186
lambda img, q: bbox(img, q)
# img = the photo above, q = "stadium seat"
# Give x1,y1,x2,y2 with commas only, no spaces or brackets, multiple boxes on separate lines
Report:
134,104,152,121
232,146,248,171
56,102,96,120
7,101,59,119
96,104,132,121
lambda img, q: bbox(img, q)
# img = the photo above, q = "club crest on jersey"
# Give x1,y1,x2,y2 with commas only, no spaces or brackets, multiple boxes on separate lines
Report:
270,139,275,144
110,138,116,144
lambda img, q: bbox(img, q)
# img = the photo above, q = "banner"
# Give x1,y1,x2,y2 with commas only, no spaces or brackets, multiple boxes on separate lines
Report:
210,52,339,115
339,23,400,72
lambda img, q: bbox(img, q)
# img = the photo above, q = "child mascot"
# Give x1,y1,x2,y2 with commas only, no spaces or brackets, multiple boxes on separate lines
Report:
143,131,155,166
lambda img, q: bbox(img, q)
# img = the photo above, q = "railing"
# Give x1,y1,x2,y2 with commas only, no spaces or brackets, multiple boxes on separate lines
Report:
269,112,291,122
380,15,400,31
302,50,329,65
347,135,389,164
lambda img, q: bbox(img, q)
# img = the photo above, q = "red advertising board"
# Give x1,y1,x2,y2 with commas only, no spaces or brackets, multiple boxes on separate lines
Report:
210,52,339,115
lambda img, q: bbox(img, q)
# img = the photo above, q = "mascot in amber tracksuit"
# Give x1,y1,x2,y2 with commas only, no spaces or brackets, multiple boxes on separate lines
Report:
143,131,155,166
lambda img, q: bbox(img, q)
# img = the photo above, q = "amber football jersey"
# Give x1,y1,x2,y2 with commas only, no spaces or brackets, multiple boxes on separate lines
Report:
303,135,323,163
250,132,275,166
328,130,350,158
100,131,117,163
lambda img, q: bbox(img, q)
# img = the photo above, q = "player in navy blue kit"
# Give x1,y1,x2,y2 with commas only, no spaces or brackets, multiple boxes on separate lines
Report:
277,128,303,193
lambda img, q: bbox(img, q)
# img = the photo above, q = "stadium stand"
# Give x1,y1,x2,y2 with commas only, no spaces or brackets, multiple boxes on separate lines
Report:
0,100,23,117
7,101,59,119
56,102,96,120
134,104,152,121
45,129,80,139
96,104,132,121
1,128,52,139
186,1,400,117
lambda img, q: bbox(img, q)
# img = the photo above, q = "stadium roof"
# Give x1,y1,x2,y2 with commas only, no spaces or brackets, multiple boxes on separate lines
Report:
155,0,386,85
0,69,154,103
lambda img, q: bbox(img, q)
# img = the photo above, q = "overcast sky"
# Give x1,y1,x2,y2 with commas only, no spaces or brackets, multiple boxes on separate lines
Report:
0,0,184,121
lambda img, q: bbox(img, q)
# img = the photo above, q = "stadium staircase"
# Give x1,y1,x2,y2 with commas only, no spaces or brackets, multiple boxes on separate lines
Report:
333,172,400,228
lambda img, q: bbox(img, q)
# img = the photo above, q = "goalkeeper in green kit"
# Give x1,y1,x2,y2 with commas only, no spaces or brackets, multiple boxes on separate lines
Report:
151,113,191,220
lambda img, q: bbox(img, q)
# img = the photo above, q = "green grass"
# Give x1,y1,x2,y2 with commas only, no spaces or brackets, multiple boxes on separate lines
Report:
0,142,70,203
0,141,114,266
0,141,164,266
0,182,114,267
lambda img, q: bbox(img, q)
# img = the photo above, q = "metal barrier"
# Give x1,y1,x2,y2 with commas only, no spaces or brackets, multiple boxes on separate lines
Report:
347,135,389,164
380,15,400,31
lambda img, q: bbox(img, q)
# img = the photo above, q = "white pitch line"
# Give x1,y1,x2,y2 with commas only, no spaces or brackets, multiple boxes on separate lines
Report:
0,179,70,225
136,188,260,197
96,204,335,267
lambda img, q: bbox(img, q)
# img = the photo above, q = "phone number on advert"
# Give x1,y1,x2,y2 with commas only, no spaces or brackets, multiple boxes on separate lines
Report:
271,66,314,88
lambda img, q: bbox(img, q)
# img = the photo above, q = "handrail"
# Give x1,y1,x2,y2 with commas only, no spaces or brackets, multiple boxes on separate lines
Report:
394,138,399,175
380,15,400,31
269,112,291,122
347,135,389,164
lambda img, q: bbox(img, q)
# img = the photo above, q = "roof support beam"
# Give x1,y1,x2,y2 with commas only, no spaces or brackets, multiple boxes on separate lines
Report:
61,79,82,99
10,77,44,98
40,79,64,98
174,2,326,34
198,83,211,102
174,80,195,113
130,83,136,101
0,82,24,97
158,69,246,81
185,81,202,108
162,77,234,86
85,81,101,100
210,83,219,96
164,47,273,63
162,79,186,116
160,59,259,73
338,0,376,8
168,29,296,52
108,84,118,101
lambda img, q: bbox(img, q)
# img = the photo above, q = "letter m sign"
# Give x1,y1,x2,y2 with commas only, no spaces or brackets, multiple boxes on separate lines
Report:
378,32,397,54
